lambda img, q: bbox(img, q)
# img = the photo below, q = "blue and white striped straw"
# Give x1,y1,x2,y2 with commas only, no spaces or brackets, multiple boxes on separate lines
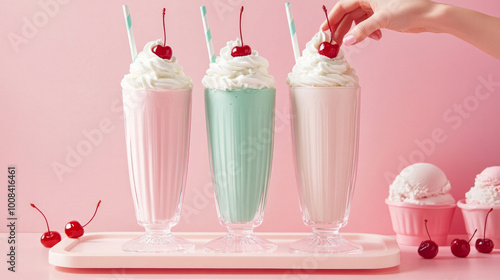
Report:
122,5,138,62
200,6,216,63
285,2,300,62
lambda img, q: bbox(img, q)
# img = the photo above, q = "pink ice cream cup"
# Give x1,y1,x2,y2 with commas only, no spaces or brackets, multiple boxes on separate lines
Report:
457,200,500,246
386,199,456,246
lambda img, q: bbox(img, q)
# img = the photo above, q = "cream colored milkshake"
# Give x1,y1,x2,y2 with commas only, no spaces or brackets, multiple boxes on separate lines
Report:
291,87,359,226
287,31,361,254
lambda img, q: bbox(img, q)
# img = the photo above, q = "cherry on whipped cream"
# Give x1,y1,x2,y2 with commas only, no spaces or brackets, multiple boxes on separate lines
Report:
318,5,339,59
152,8,173,60
231,6,252,57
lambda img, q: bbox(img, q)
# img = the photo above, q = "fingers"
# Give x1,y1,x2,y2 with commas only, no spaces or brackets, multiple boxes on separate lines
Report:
332,8,367,45
331,8,370,45
344,14,386,45
321,0,363,31
354,16,382,41
368,29,383,40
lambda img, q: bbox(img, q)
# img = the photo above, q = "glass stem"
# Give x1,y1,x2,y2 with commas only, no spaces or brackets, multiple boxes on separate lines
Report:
312,227,341,238
227,225,254,237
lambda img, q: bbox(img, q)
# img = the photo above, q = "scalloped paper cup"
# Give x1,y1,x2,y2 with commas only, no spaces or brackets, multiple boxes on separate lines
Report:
385,199,456,246
457,199,500,245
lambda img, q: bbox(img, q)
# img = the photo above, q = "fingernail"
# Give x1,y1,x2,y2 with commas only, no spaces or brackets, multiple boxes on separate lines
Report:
343,35,356,46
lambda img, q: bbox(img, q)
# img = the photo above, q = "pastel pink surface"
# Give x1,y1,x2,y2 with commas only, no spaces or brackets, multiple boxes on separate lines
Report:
458,200,500,245
386,199,456,246
5,233,500,279
1,0,500,238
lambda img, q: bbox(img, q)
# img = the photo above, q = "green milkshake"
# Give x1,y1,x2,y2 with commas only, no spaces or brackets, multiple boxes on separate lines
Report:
205,88,275,223
202,38,276,253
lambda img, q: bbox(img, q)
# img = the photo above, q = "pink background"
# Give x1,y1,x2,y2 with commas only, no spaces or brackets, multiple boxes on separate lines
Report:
1,0,499,237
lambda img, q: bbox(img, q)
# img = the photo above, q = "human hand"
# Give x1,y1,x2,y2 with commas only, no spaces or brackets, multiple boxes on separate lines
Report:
322,0,438,46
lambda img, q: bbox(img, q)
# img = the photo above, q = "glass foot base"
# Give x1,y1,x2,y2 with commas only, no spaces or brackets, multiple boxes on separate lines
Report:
290,234,363,254
122,232,194,253
205,233,277,253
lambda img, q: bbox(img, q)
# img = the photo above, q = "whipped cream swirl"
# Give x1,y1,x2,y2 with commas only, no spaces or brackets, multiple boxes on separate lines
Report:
286,31,358,87
121,40,193,90
202,39,275,90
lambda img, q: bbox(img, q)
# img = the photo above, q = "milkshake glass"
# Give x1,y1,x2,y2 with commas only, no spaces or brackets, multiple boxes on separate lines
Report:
122,89,193,252
121,40,194,252
202,38,276,253
287,31,362,254
290,87,361,254
205,88,275,253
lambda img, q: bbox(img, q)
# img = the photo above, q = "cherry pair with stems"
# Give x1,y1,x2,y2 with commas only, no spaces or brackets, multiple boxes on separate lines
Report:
419,208,495,259
31,201,101,248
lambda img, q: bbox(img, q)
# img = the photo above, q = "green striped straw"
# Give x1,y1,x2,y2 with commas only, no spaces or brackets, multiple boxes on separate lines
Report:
200,6,216,63
285,2,300,62
122,5,138,62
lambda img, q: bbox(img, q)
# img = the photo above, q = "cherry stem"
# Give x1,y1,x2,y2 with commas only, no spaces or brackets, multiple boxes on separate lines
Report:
468,229,478,243
322,5,333,44
82,200,101,228
424,219,432,241
161,8,166,47
484,208,493,239
239,6,244,46
30,203,52,234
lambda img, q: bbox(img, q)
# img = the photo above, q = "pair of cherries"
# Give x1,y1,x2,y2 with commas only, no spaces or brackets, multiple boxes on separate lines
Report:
31,200,101,248
418,208,495,259
229,5,339,59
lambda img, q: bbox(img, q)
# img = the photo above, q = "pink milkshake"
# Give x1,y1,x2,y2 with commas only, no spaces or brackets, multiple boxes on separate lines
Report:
121,39,194,252
287,30,361,254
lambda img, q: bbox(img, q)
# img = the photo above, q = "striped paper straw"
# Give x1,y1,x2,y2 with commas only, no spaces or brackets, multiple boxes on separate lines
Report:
200,6,216,63
122,5,138,62
285,2,300,62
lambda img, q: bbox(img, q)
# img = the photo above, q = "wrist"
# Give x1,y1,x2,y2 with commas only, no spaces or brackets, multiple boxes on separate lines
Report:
421,2,454,34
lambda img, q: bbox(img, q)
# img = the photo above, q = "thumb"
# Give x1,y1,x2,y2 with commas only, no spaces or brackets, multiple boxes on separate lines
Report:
344,14,386,46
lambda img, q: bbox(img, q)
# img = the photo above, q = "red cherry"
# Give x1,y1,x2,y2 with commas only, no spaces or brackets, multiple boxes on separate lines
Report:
475,208,495,253
152,8,172,60
476,238,494,253
451,229,477,258
418,219,439,259
41,231,62,248
231,45,252,57
231,6,252,57
318,42,339,59
30,203,61,248
152,45,172,60
65,221,84,238
65,200,101,238
319,5,339,59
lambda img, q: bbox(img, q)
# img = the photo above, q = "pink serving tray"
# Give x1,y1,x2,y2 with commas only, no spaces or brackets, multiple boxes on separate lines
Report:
49,232,400,270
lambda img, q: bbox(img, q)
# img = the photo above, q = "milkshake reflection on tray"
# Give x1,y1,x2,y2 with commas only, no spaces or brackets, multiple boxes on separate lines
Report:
201,8,277,253
286,29,362,254
121,37,194,253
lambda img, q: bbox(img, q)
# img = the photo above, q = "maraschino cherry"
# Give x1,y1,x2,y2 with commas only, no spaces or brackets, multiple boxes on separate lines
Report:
231,6,252,57
476,208,495,253
152,8,172,60
65,200,101,238
418,219,439,259
318,5,339,59
451,229,477,258
30,203,61,248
